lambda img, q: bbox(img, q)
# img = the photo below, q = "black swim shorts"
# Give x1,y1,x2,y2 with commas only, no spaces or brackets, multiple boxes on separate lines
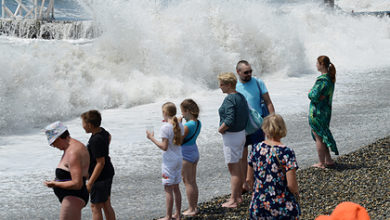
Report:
90,178,113,204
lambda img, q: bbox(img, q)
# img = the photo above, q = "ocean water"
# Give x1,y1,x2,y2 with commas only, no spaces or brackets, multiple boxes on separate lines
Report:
0,0,389,219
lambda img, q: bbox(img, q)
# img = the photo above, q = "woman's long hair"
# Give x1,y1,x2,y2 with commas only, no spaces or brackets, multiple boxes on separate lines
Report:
162,102,182,145
318,55,336,83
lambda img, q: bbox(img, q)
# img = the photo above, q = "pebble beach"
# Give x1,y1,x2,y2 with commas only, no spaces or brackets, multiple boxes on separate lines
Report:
156,136,390,220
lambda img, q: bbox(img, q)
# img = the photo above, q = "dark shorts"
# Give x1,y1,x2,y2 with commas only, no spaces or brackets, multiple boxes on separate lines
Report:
90,178,113,204
53,182,89,206
245,128,265,147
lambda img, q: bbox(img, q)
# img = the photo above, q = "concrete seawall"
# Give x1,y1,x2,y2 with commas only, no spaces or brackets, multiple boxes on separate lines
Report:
0,19,100,39
351,11,390,17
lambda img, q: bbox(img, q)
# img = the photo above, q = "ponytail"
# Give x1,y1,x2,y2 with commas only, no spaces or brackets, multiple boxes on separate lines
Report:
162,102,182,145
172,116,182,145
328,62,336,83
318,55,336,83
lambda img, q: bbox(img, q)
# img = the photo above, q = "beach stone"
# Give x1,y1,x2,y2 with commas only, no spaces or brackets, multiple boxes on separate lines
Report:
298,136,390,219
154,136,390,220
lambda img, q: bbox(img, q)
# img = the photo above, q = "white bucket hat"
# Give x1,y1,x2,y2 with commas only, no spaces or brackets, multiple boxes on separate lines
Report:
44,121,68,145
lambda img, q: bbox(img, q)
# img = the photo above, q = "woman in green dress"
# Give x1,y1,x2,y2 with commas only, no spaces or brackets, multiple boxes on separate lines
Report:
309,55,338,169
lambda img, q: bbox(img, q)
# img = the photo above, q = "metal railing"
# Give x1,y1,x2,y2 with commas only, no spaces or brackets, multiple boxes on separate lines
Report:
1,0,54,20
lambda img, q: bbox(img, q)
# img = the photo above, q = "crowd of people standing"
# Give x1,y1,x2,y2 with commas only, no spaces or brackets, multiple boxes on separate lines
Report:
43,56,338,220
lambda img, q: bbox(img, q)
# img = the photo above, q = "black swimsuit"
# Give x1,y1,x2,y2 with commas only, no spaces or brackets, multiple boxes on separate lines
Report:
53,168,89,205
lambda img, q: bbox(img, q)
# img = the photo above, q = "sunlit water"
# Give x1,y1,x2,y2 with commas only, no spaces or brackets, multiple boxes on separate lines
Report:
0,0,389,219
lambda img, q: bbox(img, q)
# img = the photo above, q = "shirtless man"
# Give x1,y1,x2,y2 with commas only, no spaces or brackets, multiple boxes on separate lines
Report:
44,121,90,220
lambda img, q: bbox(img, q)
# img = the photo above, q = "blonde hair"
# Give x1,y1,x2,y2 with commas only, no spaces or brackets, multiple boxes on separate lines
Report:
180,99,200,119
218,72,237,88
261,114,287,139
162,102,182,145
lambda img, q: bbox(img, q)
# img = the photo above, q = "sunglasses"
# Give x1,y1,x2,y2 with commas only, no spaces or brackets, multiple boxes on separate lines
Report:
243,70,252,75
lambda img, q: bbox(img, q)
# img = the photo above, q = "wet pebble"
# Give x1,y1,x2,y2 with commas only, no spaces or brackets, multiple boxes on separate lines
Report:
154,136,390,220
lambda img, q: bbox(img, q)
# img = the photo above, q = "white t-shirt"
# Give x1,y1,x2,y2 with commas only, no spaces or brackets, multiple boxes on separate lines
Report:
160,122,184,168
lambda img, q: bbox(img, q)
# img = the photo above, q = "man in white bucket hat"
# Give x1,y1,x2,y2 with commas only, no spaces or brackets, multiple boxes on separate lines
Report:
43,121,90,220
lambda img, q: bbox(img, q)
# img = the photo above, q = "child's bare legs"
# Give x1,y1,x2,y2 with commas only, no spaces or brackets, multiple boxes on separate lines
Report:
160,184,181,220
91,202,104,220
222,160,242,208
102,197,116,220
159,185,174,220
182,161,198,216
312,131,334,168
92,198,116,220
172,184,181,220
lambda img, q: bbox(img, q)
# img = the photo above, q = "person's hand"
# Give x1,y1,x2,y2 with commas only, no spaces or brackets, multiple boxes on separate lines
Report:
86,182,92,193
246,178,254,190
146,130,154,140
218,127,225,134
44,180,56,188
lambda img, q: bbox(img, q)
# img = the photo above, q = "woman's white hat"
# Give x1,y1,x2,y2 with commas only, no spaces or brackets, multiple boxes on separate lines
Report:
44,121,68,145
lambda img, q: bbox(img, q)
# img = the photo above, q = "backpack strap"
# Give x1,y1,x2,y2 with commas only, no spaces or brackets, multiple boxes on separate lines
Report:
182,121,200,145
254,77,270,117
254,77,263,98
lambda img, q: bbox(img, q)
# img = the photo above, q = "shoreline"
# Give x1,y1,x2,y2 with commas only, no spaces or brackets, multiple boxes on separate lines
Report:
156,136,390,220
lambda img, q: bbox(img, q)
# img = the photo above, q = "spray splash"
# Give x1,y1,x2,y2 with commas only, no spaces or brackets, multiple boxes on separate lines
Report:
0,0,389,134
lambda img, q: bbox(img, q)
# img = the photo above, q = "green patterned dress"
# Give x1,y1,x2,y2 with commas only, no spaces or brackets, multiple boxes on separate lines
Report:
308,73,338,155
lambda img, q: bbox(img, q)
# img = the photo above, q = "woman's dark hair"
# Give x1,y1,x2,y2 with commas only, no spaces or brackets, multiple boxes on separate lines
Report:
318,55,336,83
